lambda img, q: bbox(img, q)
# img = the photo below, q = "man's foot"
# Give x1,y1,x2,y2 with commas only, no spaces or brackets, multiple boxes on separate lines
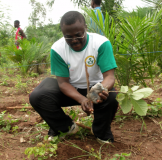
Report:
91,127,112,145
96,138,112,145
48,122,79,141
67,122,79,135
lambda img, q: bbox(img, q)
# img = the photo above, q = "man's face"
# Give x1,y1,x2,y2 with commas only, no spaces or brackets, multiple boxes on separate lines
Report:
14,22,18,28
61,20,87,51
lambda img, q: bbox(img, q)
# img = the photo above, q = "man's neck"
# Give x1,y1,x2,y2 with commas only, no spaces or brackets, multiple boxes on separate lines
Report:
93,5,100,8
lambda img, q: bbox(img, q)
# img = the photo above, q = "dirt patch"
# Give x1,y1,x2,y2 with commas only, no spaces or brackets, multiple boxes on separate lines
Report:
0,73,162,160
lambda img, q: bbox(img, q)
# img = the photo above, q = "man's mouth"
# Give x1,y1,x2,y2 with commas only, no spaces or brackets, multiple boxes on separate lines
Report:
72,43,81,47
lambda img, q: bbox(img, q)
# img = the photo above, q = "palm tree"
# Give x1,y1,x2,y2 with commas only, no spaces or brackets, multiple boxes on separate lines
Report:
82,7,162,86
142,0,162,10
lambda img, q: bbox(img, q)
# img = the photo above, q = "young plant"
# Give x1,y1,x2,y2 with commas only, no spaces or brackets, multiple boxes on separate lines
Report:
25,135,58,160
116,86,153,116
109,153,131,160
147,98,162,117
0,111,19,132
12,125,19,134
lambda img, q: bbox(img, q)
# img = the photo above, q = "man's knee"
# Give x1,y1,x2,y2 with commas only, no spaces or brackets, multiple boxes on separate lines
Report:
29,90,41,107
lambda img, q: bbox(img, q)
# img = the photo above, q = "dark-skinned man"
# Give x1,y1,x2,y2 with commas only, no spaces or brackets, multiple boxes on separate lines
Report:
29,11,118,144
91,0,104,35
14,20,26,49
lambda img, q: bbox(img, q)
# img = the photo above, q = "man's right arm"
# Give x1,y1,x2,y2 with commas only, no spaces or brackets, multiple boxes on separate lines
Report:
19,29,27,38
51,49,93,114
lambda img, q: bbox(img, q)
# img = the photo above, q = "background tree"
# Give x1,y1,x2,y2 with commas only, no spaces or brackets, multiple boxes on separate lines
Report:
71,0,123,18
29,0,47,27
142,0,162,10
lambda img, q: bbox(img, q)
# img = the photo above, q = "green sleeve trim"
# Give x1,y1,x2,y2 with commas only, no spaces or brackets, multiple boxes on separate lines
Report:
50,49,69,77
97,41,117,73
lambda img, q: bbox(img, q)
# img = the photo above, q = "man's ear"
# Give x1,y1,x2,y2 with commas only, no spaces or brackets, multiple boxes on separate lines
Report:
85,25,88,31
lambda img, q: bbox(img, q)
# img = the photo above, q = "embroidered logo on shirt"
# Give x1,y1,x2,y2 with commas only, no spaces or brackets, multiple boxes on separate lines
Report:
85,56,96,67
67,62,71,69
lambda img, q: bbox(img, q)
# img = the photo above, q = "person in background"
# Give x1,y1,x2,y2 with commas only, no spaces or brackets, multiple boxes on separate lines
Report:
90,0,104,35
14,20,26,49
29,11,118,144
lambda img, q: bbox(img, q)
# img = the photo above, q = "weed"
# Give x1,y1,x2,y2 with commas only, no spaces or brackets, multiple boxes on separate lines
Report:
0,76,9,86
25,135,58,160
140,117,147,134
109,153,131,160
147,98,162,117
15,81,28,93
15,75,28,93
20,107,27,112
69,109,79,121
12,125,19,133
36,121,50,130
29,134,43,144
0,111,19,132
29,72,39,78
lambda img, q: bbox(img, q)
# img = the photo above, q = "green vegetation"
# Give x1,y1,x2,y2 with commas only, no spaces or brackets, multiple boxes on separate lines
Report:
25,135,58,160
1,0,162,160
0,111,19,132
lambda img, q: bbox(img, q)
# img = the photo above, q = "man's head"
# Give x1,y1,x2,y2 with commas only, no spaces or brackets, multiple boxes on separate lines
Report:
14,20,20,28
60,11,87,51
91,0,101,8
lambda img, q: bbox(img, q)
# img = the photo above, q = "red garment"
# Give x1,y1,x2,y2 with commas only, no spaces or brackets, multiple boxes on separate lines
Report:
15,27,23,49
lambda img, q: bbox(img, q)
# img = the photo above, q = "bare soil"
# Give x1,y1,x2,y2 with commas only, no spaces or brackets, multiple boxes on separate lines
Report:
0,72,162,160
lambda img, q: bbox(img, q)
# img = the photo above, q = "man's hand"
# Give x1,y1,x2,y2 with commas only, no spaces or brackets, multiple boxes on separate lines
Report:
97,90,109,103
80,97,93,116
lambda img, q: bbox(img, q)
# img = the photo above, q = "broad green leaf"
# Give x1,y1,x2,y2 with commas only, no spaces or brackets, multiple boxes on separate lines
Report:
131,92,144,100
116,93,125,102
127,88,133,95
131,86,139,91
134,88,154,98
120,96,132,114
131,98,148,116
120,86,128,93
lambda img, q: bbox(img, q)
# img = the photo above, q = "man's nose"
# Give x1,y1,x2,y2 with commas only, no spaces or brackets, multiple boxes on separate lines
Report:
71,37,78,43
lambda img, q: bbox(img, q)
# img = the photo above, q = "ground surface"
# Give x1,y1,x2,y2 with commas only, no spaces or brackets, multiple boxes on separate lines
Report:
0,72,162,160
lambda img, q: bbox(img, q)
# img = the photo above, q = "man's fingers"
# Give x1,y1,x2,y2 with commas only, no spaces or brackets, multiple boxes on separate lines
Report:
102,91,109,96
99,93,107,100
81,105,86,112
97,99,103,103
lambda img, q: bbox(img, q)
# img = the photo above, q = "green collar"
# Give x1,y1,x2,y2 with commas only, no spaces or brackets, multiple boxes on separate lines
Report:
70,33,89,52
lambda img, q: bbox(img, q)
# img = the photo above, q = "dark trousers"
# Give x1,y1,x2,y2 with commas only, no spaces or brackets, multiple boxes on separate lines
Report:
29,77,118,142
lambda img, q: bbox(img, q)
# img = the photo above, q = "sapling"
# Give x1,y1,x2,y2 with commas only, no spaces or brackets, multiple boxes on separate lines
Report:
116,86,153,116
85,62,154,116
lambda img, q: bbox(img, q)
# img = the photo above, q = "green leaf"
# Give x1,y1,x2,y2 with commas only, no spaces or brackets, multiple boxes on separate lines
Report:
131,86,139,91
120,86,128,93
134,88,154,98
127,88,133,95
131,98,148,116
44,135,48,141
116,93,125,102
120,96,132,114
131,92,144,100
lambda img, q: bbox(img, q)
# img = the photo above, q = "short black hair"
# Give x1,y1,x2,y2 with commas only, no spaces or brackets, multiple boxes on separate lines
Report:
14,20,20,25
60,11,85,28
92,0,101,5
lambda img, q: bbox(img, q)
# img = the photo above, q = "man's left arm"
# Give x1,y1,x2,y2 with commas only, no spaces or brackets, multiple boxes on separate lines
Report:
19,29,27,38
96,40,117,102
